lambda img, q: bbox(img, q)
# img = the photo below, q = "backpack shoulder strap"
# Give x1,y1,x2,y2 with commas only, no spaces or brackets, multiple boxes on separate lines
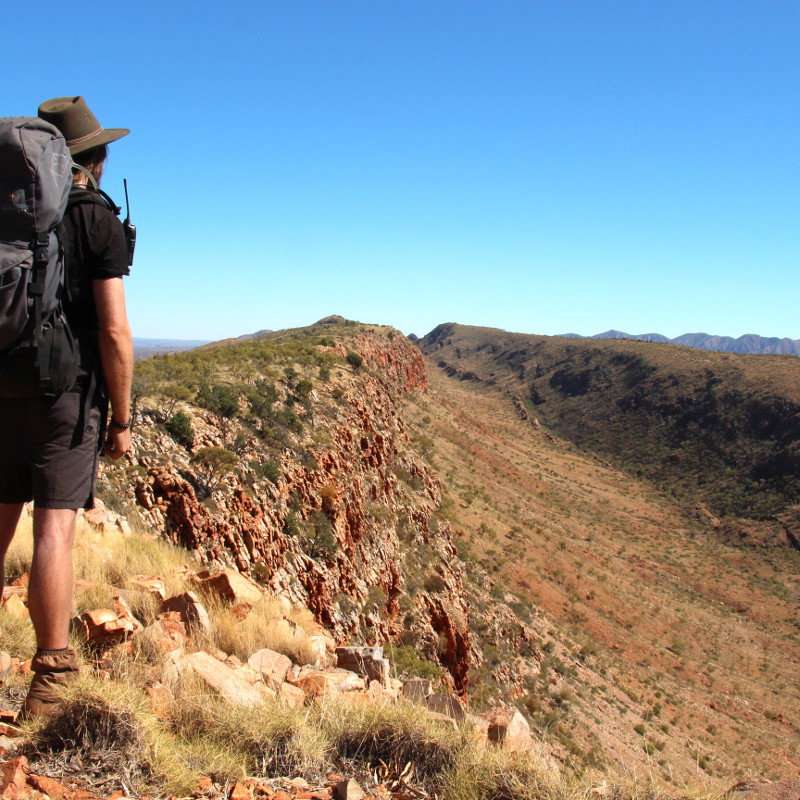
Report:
67,187,121,216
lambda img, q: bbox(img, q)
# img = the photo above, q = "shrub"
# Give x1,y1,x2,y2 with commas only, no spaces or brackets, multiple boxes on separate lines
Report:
251,458,281,484
345,351,363,371
196,384,240,429
165,410,194,447
389,645,446,682
303,509,337,561
190,447,238,497
295,379,313,399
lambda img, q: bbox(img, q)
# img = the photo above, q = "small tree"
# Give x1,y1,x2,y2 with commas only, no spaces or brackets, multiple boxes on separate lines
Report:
345,351,363,371
129,373,153,428
158,384,192,422
304,509,337,561
196,383,240,439
190,446,238,498
165,410,194,447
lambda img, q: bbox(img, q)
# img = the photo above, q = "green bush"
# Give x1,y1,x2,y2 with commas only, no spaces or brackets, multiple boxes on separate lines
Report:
165,410,194,447
251,458,281,484
304,509,337,561
390,645,446,682
345,352,363,371
196,384,240,426
191,446,238,497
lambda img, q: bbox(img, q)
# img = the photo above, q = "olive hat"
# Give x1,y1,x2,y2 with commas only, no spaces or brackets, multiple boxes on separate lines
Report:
37,96,129,155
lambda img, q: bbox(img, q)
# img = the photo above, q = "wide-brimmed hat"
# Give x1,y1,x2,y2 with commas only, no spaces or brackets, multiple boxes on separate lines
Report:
38,96,129,155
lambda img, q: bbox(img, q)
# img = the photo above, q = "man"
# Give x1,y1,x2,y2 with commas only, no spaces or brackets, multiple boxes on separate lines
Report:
0,96,134,717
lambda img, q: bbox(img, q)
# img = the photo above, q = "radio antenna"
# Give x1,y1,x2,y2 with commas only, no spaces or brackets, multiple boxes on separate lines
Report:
123,178,131,224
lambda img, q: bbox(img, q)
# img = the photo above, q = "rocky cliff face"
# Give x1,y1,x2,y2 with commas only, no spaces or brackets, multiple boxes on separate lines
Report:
108,326,476,692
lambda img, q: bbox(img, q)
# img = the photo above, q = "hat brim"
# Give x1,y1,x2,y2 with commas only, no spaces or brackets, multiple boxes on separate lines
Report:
68,127,130,155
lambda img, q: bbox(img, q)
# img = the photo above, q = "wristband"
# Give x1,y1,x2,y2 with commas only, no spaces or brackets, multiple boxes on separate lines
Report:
110,418,131,430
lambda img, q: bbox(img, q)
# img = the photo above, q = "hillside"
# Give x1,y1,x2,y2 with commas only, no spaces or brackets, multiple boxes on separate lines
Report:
421,323,800,523
59,319,799,789
412,326,800,782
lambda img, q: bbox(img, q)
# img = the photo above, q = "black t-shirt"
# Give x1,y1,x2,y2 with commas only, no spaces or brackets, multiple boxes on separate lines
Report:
62,187,130,379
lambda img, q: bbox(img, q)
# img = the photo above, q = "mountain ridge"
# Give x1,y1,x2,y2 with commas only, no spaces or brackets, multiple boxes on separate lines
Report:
558,330,800,355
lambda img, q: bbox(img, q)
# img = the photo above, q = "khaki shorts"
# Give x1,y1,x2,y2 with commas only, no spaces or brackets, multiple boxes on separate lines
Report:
0,392,103,510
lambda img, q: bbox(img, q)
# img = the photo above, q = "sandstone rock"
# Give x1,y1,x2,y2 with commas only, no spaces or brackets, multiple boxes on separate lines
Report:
248,648,292,686
402,678,432,704
1,594,27,619
335,779,366,800
308,628,337,668
426,692,465,722
145,615,190,653
280,681,306,708
229,781,251,800
28,772,70,800
289,668,366,699
336,646,390,688
129,575,167,601
160,591,212,631
76,607,139,646
196,568,264,606
9,575,28,591
481,707,533,753
179,652,263,707
82,497,130,534
0,756,30,800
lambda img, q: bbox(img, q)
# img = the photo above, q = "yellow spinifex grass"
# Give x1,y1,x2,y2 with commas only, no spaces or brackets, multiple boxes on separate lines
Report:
198,592,316,665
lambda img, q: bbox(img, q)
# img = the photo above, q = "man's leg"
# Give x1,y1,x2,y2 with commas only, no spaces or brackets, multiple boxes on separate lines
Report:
21,507,80,718
28,507,77,650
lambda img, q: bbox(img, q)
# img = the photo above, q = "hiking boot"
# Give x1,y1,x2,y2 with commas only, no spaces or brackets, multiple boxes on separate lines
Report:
0,651,12,682
21,648,79,719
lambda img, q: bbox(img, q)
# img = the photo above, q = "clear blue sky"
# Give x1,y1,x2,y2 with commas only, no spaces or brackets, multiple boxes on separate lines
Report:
7,1,799,341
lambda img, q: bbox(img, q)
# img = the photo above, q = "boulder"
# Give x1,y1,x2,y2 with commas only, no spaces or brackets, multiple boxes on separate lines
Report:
288,668,366,699
81,498,130,534
2,594,28,619
160,591,212,631
180,652,263,707
402,678,432,704
335,779,366,800
0,756,30,800
248,648,292,687
280,682,306,708
129,575,167,601
75,607,139,646
195,568,264,606
481,707,533,753
145,614,190,653
336,645,390,688
426,692,465,722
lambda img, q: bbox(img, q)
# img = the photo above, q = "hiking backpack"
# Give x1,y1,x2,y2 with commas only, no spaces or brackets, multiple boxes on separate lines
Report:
0,117,78,398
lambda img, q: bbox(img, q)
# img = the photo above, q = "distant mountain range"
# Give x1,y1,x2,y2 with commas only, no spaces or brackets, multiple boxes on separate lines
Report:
132,338,210,360
558,330,800,356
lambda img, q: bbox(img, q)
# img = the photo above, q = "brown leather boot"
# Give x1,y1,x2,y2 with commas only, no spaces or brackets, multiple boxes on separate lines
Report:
22,648,79,719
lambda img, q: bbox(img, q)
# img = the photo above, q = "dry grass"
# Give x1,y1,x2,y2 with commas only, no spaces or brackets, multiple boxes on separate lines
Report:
22,675,161,795
193,592,317,665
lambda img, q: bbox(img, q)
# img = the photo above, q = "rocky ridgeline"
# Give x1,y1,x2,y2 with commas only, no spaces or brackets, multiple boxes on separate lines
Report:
104,329,475,693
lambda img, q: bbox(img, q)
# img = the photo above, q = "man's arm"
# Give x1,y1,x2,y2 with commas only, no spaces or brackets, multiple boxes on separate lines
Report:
93,277,133,459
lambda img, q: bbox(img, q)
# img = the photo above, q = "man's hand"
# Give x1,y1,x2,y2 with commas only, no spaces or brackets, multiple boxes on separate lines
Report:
103,425,132,459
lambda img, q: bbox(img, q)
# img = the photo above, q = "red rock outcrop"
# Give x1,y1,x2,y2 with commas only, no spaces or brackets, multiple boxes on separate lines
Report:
125,329,475,692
